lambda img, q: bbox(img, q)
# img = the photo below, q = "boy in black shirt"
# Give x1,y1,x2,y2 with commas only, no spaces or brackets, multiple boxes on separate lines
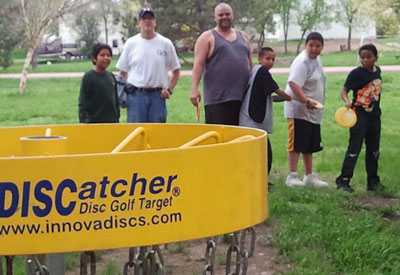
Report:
79,43,120,123
239,47,291,178
336,44,384,192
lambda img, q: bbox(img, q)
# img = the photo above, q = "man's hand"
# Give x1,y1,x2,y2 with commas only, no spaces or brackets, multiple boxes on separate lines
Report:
160,88,171,99
190,88,201,106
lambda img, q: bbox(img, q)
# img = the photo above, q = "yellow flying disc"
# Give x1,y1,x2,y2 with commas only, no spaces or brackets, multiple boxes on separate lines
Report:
335,107,357,128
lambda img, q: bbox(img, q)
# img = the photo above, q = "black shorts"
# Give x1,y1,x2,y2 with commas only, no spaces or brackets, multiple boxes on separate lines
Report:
205,100,242,125
287,118,322,154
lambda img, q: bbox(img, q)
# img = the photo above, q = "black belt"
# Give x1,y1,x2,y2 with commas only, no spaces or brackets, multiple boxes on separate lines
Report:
135,86,162,93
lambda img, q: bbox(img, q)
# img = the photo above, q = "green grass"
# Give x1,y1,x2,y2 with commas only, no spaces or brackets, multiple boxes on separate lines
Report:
1,73,400,274
3,46,400,74
267,73,400,274
378,36,400,43
1,56,192,74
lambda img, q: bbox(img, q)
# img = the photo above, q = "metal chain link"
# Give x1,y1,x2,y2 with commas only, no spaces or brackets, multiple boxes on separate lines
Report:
80,251,96,275
225,232,241,275
123,245,164,275
238,227,256,274
123,247,139,275
144,245,164,275
3,228,255,275
6,256,13,275
203,236,218,275
240,227,256,258
26,256,49,275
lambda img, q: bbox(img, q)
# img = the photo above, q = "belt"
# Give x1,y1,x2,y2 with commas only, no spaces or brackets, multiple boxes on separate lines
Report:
135,86,162,93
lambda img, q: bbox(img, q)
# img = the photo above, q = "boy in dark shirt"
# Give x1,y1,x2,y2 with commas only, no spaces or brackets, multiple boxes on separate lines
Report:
79,43,120,123
239,47,291,177
336,44,384,192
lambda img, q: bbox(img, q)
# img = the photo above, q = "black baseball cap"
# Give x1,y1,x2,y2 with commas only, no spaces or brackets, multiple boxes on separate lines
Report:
139,8,155,19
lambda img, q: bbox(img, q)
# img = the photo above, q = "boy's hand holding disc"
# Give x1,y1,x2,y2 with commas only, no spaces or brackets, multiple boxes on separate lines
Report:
309,98,324,109
335,107,357,128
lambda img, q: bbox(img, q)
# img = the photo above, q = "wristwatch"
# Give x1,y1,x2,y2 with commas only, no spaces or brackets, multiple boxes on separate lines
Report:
167,88,173,95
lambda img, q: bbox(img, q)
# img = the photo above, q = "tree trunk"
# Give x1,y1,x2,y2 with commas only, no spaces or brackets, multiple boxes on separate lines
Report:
296,29,307,54
19,21,53,94
19,45,35,94
257,28,265,51
31,49,38,70
347,18,352,51
103,15,108,44
283,19,289,54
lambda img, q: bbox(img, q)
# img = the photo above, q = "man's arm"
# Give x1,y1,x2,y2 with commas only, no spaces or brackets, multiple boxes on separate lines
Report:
161,68,181,99
169,68,180,90
120,71,128,81
190,31,212,106
241,30,253,70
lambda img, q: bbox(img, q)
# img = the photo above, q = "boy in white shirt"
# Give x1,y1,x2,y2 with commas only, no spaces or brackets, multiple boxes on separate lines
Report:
284,32,328,187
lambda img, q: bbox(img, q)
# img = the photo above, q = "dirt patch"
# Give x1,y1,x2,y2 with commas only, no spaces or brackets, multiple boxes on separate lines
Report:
356,196,400,208
355,195,400,223
66,223,289,275
382,212,400,222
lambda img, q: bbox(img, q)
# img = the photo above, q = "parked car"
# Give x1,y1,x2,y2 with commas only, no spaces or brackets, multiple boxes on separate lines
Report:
37,37,62,56
37,37,85,60
61,43,84,59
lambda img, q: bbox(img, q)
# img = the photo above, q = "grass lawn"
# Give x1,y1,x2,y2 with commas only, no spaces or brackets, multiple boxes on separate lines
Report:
1,73,400,274
2,46,400,74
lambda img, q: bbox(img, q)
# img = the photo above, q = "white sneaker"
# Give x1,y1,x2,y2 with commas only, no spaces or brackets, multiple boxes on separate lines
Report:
286,172,306,187
303,173,328,187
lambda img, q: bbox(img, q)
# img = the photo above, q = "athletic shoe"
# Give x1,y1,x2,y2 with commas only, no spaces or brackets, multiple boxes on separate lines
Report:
303,173,328,187
285,172,305,187
336,182,354,193
367,182,385,191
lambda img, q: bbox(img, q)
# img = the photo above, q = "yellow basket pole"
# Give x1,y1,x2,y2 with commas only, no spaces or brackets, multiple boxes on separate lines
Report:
111,126,150,153
45,128,52,137
226,135,255,143
179,131,222,148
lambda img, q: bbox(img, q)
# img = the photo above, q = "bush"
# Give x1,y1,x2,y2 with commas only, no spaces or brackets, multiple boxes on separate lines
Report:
376,13,400,35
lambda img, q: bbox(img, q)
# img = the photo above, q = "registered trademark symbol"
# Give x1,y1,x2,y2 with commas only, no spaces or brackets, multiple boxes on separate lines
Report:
172,187,180,196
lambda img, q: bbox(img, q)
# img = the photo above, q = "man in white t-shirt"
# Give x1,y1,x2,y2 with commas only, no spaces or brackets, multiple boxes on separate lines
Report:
116,8,181,122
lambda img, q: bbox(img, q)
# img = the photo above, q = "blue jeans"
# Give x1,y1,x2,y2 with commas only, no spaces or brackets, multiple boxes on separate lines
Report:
127,90,167,122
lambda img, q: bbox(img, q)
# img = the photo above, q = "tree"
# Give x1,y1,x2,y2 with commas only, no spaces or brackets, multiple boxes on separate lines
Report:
134,0,260,51
119,0,140,42
74,12,101,56
335,0,363,51
371,0,400,35
276,0,299,54
18,0,91,94
96,0,120,44
388,0,400,16
295,0,332,53
138,0,219,49
376,13,399,35
246,0,277,50
0,0,24,69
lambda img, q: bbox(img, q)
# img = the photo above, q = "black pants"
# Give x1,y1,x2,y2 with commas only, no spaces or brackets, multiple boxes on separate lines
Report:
205,100,242,125
336,110,381,185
